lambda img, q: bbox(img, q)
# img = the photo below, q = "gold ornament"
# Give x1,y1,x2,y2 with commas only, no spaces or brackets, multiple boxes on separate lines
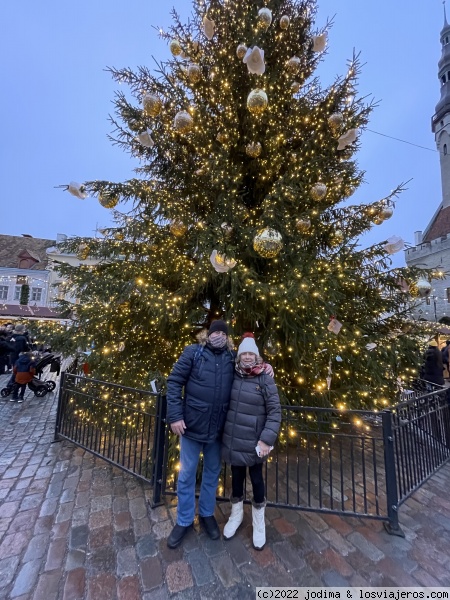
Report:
253,227,283,258
188,64,202,83
236,43,248,59
173,110,194,133
310,183,327,201
264,337,278,357
291,81,301,93
221,222,233,238
286,56,301,73
280,15,290,29
246,141,262,157
77,244,89,260
114,232,124,240
170,39,182,56
143,93,162,118
416,277,432,297
170,221,188,237
380,206,394,220
216,131,228,144
257,7,273,30
98,193,119,209
372,215,384,225
328,112,344,132
247,89,268,114
295,218,311,233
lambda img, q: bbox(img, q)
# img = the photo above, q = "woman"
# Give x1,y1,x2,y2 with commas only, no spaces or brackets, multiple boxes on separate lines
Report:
221,333,281,550
423,339,445,386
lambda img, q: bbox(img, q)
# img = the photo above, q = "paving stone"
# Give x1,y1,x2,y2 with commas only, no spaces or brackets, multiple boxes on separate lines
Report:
23,533,50,561
140,556,163,591
165,560,194,594
0,555,20,588
129,497,147,519
210,553,241,588
87,572,117,600
44,538,67,571
322,570,351,586
10,559,41,597
69,525,89,550
89,525,113,549
63,567,85,600
117,575,141,600
347,531,385,562
136,534,158,559
114,528,135,550
117,546,138,577
272,541,306,571
0,531,31,559
186,548,215,586
33,568,62,600
88,545,116,574
65,549,86,571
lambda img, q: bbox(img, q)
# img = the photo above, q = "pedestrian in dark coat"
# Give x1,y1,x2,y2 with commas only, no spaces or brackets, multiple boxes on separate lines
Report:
442,340,450,378
9,324,30,366
222,333,281,550
423,340,445,386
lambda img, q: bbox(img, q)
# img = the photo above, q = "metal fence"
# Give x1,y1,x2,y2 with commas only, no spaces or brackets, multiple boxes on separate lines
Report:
54,373,450,535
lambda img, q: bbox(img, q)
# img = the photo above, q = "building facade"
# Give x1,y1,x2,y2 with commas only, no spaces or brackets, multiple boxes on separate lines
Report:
405,11,450,322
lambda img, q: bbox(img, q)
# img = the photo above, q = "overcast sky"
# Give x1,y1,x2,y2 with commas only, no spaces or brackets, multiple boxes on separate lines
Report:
0,1,443,268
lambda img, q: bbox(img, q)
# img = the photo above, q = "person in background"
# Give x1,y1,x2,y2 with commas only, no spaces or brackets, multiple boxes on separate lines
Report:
442,340,450,379
9,324,30,367
423,340,445,386
0,329,14,374
11,352,36,403
221,333,281,550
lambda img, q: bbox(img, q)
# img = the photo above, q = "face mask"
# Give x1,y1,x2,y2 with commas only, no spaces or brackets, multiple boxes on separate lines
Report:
209,335,227,348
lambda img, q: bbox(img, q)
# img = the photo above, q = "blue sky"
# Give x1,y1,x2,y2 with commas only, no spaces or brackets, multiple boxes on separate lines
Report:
0,1,443,268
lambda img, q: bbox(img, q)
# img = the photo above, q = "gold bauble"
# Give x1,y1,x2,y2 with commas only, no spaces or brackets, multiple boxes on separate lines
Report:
380,206,394,220
173,110,194,133
246,141,262,158
286,56,301,73
372,214,384,225
295,218,311,233
264,337,278,357
216,131,228,144
257,7,273,30
188,64,202,83
170,39,182,56
114,232,124,241
253,227,283,258
291,81,301,93
221,222,233,238
280,15,290,29
310,183,327,201
247,89,268,114
328,112,344,131
98,193,119,209
170,221,188,237
143,93,162,118
236,43,248,59
77,244,89,260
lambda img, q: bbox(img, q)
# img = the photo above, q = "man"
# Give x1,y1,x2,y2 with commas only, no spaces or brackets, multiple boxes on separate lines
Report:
166,320,235,548
442,340,450,379
9,324,30,367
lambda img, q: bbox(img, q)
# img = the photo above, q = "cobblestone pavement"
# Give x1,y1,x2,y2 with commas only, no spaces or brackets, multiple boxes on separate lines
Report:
1,372,450,599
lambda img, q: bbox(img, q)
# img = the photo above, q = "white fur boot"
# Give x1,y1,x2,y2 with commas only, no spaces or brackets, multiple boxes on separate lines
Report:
252,500,266,550
223,497,244,540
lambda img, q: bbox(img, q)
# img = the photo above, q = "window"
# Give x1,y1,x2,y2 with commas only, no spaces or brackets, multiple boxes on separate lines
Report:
445,144,448,155
0,286,8,300
447,288,450,303
426,297,431,305
443,75,447,84
31,287,42,302
13,286,21,301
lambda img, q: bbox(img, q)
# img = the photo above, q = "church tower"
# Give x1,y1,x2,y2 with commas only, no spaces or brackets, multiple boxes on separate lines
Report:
405,5,450,321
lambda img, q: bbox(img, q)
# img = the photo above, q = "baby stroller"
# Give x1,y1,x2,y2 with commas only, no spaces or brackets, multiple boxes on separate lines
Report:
0,353,60,398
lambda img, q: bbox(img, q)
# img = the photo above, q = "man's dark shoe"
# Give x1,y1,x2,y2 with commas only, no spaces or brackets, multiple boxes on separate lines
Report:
199,515,220,540
167,524,192,549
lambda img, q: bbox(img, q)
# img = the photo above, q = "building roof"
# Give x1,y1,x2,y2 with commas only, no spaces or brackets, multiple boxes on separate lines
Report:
0,234,56,270
0,304,61,320
422,205,450,242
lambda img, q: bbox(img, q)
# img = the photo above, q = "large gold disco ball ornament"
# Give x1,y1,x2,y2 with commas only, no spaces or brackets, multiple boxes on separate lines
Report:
295,218,311,233
257,7,272,30
173,110,194,133
286,56,301,73
246,142,262,158
247,89,268,114
253,227,283,258
328,112,344,132
170,39,182,56
380,206,394,220
310,183,327,201
170,221,188,237
188,64,202,83
236,43,248,59
143,93,162,118
98,193,119,209
280,15,290,29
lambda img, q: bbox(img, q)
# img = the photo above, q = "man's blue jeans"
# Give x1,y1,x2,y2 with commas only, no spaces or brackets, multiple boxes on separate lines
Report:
176,435,222,527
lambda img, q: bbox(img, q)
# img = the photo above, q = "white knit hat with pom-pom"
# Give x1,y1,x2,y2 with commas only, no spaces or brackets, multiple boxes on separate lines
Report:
237,332,260,357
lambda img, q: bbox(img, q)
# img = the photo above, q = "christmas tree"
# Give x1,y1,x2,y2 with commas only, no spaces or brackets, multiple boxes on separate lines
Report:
45,0,437,409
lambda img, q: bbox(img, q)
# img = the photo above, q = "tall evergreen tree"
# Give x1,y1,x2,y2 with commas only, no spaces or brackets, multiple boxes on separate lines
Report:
46,0,436,408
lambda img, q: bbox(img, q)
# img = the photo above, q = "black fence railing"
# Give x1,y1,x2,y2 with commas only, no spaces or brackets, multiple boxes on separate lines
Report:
54,373,450,535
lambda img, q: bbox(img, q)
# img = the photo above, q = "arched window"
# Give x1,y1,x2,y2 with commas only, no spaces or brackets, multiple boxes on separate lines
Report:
443,75,447,85
444,144,448,156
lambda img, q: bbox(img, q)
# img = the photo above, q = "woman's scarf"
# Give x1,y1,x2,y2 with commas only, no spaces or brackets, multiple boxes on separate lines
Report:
235,361,267,377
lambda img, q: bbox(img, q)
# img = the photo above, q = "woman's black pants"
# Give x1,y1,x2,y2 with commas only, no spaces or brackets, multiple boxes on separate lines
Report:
231,463,265,503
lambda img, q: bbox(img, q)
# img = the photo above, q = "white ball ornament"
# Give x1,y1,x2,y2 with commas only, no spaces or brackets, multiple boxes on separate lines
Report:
236,43,248,59
286,56,301,74
170,39,182,56
253,227,283,258
310,183,327,201
280,15,290,29
258,8,273,30
188,64,202,83
142,93,162,118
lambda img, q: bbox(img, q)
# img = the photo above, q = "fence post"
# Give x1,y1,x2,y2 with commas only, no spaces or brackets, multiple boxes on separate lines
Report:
382,409,405,537
53,371,66,443
150,393,167,507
